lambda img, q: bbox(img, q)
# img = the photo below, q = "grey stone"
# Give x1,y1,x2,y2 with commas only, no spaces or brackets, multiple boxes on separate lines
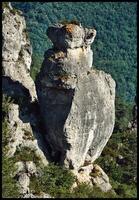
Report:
2,4,115,194
47,23,96,49
72,164,112,192
91,164,112,192
36,23,115,170
14,161,25,177
23,192,53,198
18,173,30,194
26,161,37,175
2,3,37,101
2,3,49,166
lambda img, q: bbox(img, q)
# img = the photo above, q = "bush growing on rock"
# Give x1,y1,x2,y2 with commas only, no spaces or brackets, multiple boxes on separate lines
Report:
30,163,75,197
2,95,20,198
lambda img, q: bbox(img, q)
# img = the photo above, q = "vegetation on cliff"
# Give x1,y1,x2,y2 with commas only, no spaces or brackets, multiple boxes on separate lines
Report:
2,95,20,198
2,95,137,198
96,96,137,198
2,2,137,198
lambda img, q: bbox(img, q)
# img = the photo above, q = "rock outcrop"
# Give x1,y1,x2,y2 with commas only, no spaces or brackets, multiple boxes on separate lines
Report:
2,2,37,101
36,23,116,170
2,3,49,197
72,164,112,192
2,3,116,196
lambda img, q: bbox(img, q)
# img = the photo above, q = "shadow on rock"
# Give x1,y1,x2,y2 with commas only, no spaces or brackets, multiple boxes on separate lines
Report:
2,76,53,164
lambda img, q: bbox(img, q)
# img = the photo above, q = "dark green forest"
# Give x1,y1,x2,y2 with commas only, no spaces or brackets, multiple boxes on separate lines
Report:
12,2,137,103
2,2,137,198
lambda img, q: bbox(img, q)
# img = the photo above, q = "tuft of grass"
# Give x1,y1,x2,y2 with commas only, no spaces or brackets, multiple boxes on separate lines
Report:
2,2,9,9
2,156,20,198
29,163,75,197
2,94,20,198
29,163,119,198
69,183,117,198
13,146,41,166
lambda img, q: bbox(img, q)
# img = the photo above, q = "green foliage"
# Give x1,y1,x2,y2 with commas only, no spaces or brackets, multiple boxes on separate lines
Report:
13,146,41,166
2,95,20,198
2,95,13,152
97,130,137,182
2,2,9,9
11,2,137,102
69,184,117,198
29,163,119,198
114,96,133,132
30,163,75,197
2,157,20,198
111,180,137,198
96,96,137,198
2,95,12,118
29,175,44,195
30,54,42,80
96,120,137,198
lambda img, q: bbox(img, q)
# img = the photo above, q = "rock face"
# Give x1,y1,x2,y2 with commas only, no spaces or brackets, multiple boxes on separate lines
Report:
2,3,116,196
2,4,49,197
47,23,96,50
2,3,37,101
72,164,112,192
36,23,115,169
2,3,48,165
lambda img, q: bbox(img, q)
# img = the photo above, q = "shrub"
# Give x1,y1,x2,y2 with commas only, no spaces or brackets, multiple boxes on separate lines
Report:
30,163,75,197
2,95,20,198
2,157,20,198
114,96,133,132
2,2,9,9
71,184,117,198
13,146,41,166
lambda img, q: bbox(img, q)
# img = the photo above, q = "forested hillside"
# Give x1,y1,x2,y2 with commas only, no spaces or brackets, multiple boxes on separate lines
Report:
2,2,137,198
12,2,137,103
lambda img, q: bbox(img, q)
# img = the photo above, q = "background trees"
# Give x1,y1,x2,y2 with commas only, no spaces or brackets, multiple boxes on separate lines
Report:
12,2,137,103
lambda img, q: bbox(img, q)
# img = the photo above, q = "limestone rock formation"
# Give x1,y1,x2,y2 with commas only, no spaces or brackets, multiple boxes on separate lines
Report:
2,3,49,197
2,2,37,101
47,23,96,49
72,164,112,192
2,3,116,196
36,23,115,170
2,3,48,166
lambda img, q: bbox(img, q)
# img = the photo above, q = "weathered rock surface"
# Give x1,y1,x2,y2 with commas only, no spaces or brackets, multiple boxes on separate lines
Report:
18,173,30,194
2,4,49,197
47,23,96,50
23,192,53,198
2,3,116,196
72,164,112,192
36,23,115,169
2,3,37,101
6,102,48,166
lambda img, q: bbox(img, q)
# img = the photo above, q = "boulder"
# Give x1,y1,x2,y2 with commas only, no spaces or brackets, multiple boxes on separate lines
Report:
72,164,112,192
